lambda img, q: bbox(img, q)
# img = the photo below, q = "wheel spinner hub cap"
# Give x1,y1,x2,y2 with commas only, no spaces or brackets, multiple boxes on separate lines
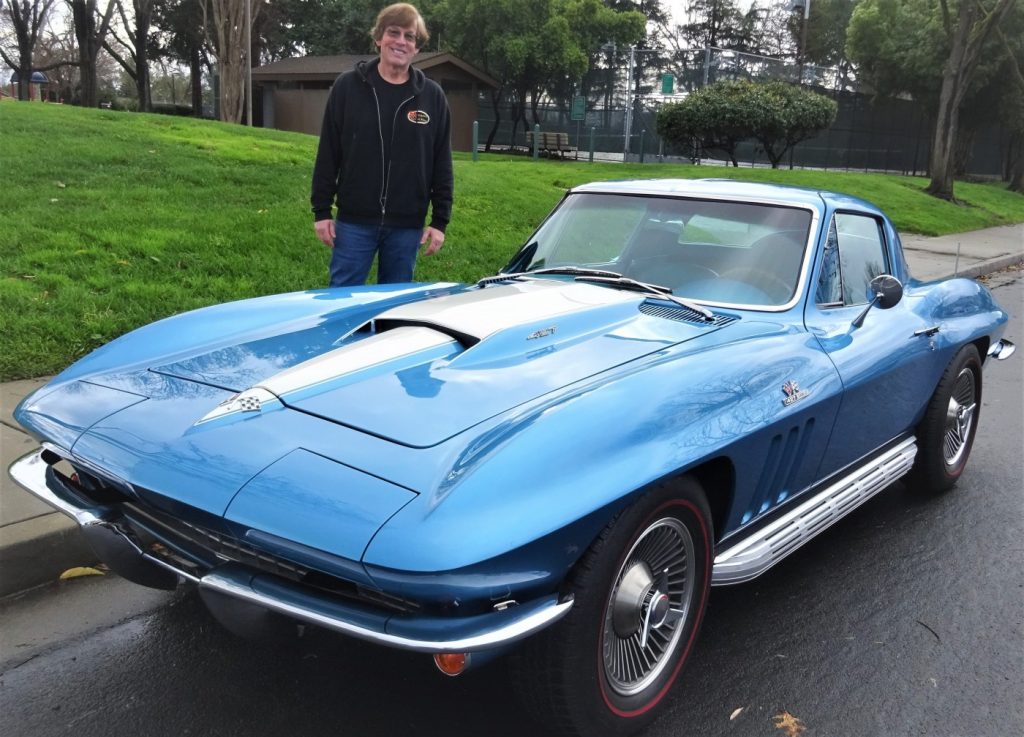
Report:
603,517,695,697
943,367,977,467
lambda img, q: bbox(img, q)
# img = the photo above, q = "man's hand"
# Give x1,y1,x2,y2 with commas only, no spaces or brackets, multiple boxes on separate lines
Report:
421,226,445,256
314,219,335,247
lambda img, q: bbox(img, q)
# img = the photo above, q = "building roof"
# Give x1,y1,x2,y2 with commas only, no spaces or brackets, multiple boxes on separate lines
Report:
252,52,498,89
9,70,50,83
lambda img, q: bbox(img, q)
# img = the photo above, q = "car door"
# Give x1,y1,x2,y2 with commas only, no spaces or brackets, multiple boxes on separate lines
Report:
804,211,937,477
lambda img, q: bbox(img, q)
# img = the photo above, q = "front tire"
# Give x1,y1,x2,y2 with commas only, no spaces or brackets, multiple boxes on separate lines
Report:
911,344,982,491
513,477,712,736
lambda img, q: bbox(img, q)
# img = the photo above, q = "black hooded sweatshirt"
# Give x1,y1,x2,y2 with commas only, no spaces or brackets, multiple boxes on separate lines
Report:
310,58,453,232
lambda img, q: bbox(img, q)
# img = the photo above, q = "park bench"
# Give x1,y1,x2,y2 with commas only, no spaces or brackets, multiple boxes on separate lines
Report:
525,130,578,159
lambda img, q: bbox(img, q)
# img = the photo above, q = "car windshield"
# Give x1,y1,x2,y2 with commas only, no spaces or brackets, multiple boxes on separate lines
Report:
505,193,813,308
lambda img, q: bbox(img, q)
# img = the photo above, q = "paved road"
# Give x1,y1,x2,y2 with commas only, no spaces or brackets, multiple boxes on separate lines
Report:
1,273,1021,737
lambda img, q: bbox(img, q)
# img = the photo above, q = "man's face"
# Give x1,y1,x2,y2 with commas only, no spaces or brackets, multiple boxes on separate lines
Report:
377,24,420,70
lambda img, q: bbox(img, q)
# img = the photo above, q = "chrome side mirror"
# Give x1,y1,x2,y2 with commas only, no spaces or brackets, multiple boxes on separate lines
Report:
852,275,903,328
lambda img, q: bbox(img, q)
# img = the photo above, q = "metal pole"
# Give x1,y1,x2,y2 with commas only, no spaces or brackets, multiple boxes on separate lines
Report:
245,0,253,125
798,0,811,86
639,130,646,163
533,123,540,161
472,120,478,162
589,126,595,162
623,45,636,161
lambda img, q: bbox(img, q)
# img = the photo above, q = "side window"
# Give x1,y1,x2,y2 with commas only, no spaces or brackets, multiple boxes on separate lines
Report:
816,213,888,307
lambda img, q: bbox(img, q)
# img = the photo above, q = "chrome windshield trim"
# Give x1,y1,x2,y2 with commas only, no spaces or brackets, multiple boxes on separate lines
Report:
531,190,821,314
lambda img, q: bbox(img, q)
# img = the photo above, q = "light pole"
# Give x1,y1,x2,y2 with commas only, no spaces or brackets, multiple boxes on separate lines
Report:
623,46,656,161
623,45,636,160
791,0,811,85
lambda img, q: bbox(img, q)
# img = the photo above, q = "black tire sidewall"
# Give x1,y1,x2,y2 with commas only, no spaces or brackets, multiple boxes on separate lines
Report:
561,478,713,734
914,344,983,490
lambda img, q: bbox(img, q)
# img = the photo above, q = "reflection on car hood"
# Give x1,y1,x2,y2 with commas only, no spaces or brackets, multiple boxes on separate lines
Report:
144,280,730,446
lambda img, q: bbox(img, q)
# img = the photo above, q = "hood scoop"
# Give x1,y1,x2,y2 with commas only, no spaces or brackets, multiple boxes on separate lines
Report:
166,280,720,447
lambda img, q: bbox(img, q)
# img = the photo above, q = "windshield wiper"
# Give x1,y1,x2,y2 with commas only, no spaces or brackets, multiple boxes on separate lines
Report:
476,266,622,288
573,275,716,321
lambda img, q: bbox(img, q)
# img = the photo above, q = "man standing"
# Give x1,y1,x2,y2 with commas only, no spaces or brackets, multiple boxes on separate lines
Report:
311,3,453,287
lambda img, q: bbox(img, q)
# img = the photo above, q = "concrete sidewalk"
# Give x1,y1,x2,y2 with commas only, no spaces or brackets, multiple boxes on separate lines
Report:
2,224,1022,598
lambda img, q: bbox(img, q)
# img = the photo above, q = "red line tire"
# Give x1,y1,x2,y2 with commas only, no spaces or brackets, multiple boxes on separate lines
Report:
512,476,712,736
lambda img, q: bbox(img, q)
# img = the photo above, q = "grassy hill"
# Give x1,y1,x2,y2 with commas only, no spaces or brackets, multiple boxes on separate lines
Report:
2,100,1023,380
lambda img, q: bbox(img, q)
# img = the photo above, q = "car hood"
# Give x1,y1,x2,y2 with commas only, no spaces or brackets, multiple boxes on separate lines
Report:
146,280,725,447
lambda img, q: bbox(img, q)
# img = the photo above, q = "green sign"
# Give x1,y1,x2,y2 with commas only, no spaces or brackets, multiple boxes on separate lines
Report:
571,95,585,121
661,74,674,95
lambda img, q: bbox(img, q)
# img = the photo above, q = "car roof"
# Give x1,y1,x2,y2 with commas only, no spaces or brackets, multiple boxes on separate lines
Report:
569,178,882,216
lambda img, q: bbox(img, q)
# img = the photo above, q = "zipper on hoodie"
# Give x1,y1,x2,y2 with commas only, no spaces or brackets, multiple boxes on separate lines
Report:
380,94,416,224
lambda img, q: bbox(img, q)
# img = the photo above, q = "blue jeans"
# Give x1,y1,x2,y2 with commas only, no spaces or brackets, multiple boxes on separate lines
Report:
329,221,422,287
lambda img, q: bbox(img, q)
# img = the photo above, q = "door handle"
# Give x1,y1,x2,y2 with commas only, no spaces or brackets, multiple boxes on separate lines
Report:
914,326,940,337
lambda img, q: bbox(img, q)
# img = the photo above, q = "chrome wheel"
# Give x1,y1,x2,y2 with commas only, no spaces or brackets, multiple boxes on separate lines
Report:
602,517,695,696
943,367,977,468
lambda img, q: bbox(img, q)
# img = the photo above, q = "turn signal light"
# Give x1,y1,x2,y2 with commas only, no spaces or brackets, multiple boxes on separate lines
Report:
433,652,470,676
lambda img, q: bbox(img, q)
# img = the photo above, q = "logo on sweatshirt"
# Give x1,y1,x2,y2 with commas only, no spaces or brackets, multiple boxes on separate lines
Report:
407,110,431,125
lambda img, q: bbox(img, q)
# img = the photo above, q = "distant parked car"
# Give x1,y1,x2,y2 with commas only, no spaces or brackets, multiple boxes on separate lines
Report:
11,180,1015,735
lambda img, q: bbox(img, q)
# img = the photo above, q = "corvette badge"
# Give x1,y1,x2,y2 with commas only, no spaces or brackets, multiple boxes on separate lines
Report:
781,380,810,406
407,110,430,125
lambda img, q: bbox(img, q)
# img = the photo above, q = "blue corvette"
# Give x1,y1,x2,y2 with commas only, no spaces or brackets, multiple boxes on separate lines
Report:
10,180,1015,734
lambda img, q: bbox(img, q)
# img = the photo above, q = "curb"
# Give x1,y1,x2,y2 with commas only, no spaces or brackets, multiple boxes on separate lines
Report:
948,254,1023,281
0,513,95,598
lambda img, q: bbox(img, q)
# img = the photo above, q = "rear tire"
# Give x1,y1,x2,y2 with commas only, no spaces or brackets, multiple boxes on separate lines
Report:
512,476,712,736
910,344,982,491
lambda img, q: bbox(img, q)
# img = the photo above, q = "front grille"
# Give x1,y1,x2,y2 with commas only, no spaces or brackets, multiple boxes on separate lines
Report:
54,456,421,616
118,500,420,614
640,301,737,326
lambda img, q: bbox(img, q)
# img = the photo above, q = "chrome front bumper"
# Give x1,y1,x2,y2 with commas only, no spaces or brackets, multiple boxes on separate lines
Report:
987,338,1016,361
8,448,573,653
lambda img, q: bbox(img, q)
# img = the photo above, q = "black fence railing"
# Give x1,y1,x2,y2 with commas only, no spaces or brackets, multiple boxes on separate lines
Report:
474,47,1008,177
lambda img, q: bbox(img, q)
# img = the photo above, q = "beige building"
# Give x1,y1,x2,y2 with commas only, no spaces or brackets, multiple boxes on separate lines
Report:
252,52,498,152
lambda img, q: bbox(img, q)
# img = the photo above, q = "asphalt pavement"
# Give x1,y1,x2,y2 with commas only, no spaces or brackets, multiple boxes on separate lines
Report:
1,223,1022,598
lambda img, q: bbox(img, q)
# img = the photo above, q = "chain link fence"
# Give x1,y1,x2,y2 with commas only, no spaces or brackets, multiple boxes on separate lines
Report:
475,47,1007,177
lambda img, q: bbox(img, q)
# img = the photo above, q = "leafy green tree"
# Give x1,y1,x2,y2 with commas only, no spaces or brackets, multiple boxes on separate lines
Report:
848,0,1021,199
657,78,836,168
262,0,379,59
152,0,208,116
747,80,837,167
436,0,643,148
656,79,756,165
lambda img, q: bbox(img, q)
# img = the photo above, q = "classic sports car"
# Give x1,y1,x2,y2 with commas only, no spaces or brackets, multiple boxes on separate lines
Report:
10,179,1015,735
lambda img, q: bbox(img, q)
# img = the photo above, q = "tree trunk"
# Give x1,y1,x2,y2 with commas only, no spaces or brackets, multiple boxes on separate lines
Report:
485,88,502,152
190,45,203,116
1008,131,1024,193
926,0,1015,200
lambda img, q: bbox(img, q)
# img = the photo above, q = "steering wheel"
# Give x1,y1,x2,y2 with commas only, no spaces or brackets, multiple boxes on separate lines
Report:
718,268,793,303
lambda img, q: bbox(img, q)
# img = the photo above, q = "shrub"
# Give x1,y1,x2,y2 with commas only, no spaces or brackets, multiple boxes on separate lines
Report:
657,79,838,169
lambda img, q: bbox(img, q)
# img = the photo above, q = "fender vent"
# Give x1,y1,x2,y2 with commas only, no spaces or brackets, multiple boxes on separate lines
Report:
639,302,737,326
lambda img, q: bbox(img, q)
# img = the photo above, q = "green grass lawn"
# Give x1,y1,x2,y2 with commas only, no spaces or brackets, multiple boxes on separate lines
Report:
2,100,1023,380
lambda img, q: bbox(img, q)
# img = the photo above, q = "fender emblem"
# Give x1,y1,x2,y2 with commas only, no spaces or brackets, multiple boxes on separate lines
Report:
781,380,810,406
527,326,557,340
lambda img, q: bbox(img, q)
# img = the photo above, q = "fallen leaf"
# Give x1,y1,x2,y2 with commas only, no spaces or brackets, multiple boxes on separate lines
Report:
21,274,36,279
773,711,806,737
148,149,156,153
56,181,66,188
730,707,745,721
59,566,105,580
150,255,161,263
50,198,59,203
117,259,130,266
